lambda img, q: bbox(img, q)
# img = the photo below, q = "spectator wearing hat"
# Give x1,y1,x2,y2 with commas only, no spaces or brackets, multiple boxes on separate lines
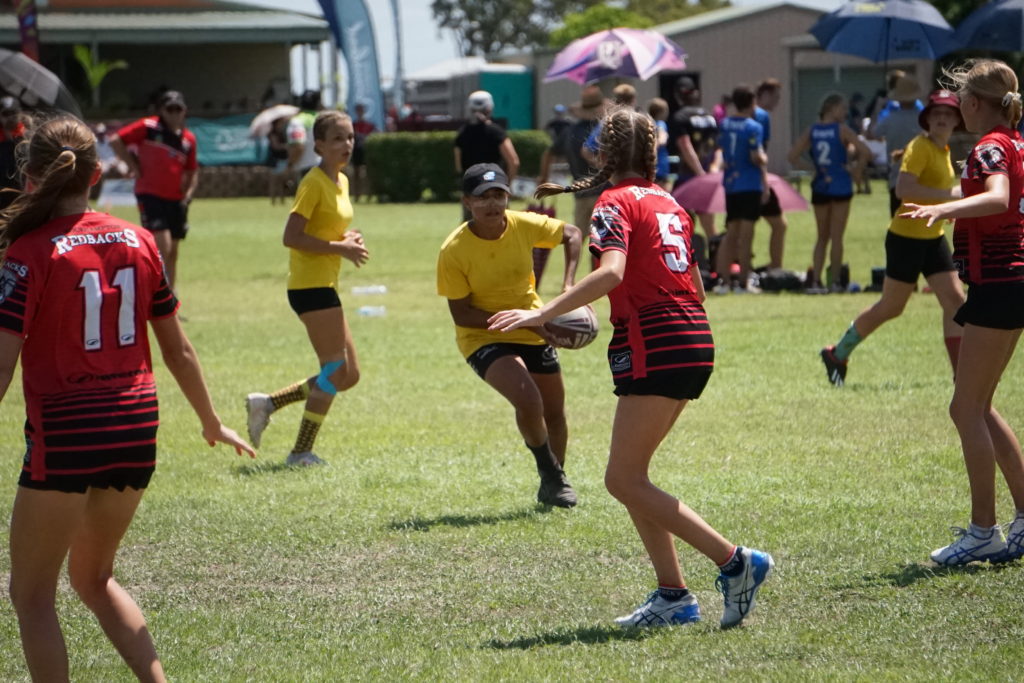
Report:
287,90,324,179
110,90,198,291
581,84,637,167
454,90,519,221
669,76,720,239
870,75,926,216
0,96,27,211
538,85,607,241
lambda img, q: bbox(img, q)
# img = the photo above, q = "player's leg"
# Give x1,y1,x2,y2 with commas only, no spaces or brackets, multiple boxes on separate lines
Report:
151,229,175,290
827,200,851,290
67,487,165,682
9,487,87,682
529,369,567,466
734,218,755,289
923,238,966,372
696,211,717,239
810,203,831,289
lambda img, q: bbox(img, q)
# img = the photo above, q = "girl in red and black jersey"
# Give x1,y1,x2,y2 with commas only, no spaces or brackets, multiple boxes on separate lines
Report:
0,117,254,681
904,59,1024,566
489,106,773,630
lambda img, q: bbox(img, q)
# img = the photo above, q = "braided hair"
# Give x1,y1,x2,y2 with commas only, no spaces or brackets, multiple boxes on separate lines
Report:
0,117,97,259
535,106,657,200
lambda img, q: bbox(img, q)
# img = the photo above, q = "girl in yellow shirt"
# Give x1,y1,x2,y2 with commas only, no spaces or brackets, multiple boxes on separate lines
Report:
246,111,369,465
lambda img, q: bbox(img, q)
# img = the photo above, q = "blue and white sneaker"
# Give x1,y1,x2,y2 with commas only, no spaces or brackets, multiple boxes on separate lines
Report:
930,524,1007,566
1003,514,1024,561
613,591,701,628
716,547,774,628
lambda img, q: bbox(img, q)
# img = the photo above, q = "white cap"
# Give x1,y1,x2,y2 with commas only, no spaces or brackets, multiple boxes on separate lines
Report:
467,90,493,113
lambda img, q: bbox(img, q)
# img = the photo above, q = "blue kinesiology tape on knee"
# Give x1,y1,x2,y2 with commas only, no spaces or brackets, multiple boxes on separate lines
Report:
315,360,345,395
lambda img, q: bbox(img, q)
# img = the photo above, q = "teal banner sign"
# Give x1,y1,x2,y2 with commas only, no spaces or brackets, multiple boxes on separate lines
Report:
187,114,262,166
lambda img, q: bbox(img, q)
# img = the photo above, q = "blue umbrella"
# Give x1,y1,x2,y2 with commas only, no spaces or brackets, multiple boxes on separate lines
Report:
954,0,1024,52
809,0,957,63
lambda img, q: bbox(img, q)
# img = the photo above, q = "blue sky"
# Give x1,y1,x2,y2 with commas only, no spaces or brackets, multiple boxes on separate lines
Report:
235,0,844,82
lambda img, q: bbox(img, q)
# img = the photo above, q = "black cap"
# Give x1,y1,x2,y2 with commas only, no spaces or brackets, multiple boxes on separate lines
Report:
158,90,186,109
462,163,510,196
0,96,19,115
675,76,696,93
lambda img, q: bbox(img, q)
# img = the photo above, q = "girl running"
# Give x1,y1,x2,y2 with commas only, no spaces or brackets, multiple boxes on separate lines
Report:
489,107,773,628
820,90,966,386
903,59,1024,565
246,111,368,467
0,117,253,682
788,93,871,293
437,163,582,508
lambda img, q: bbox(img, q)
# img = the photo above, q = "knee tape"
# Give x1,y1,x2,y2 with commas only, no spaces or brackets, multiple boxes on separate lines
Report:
315,360,344,395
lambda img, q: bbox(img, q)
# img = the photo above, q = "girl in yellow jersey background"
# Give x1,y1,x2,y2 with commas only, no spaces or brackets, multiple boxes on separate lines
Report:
246,111,369,466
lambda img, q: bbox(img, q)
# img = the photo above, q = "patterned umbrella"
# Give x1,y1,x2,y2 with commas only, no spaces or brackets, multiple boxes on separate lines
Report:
545,27,686,85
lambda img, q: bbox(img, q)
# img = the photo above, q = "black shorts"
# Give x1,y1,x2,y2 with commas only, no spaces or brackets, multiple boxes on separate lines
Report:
137,194,189,240
614,368,713,401
19,436,156,494
885,231,955,283
466,342,560,379
351,145,366,167
288,287,341,315
811,191,853,205
954,281,1024,330
725,191,762,223
759,187,782,218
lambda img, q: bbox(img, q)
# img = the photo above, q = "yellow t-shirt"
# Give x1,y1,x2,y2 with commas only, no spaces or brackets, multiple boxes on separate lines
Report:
890,134,955,239
437,210,564,358
287,167,354,290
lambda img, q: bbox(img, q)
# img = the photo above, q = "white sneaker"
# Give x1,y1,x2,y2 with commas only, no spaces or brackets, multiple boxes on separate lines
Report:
930,524,1007,566
285,451,325,467
716,547,774,628
613,590,700,628
245,393,273,448
1005,514,1024,560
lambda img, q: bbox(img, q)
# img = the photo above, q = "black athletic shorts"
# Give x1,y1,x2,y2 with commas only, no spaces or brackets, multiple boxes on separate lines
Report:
466,342,560,379
725,191,762,223
759,187,782,218
954,281,1024,330
137,194,189,240
811,191,853,205
288,287,341,315
613,368,713,401
885,231,955,284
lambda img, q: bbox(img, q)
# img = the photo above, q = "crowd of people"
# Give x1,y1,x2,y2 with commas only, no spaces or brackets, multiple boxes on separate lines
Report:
2,56,1024,680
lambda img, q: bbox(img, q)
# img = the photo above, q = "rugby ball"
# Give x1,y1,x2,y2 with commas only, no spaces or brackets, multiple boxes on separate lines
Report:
545,305,599,350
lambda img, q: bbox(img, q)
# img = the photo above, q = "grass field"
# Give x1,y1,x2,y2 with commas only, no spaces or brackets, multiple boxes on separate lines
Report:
1,181,1023,681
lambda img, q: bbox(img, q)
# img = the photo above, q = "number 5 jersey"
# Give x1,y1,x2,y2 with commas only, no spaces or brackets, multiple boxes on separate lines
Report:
0,211,178,484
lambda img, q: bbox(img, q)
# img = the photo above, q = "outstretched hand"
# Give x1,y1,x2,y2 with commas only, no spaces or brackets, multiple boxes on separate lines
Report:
203,424,256,458
900,202,942,227
488,308,543,333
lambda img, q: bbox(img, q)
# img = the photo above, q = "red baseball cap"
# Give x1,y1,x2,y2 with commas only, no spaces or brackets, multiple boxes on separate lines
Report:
919,89,961,131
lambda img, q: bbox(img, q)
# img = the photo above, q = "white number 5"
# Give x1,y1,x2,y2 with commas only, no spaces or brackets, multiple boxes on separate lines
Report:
656,212,690,273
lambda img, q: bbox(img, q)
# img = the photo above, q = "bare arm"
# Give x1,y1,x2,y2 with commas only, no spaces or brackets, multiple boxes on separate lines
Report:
282,212,369,266
453,147,462,175
787,129,812,170
109,135,140,178
488,250,626,332
181,168,199,203
559,223,582,292
446,295,493,329
895,170,958,202
499,138,520,182
149,316,254,457
677,134,705,177
903,173,1009,227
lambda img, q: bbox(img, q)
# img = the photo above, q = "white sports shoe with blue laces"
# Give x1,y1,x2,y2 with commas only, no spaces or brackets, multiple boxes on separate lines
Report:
245,392,273,448
1003,514,1024,561
613,591,701,628
716,547,774,628
930,524,1007,566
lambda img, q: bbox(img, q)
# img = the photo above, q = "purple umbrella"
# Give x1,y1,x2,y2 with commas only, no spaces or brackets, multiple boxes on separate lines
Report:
545,27,686,85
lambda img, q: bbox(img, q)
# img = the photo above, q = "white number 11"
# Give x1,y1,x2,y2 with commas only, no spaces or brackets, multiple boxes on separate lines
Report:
78,267,137,351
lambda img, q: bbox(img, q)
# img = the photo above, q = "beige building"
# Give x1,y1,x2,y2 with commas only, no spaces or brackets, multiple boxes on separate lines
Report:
529,1,934,174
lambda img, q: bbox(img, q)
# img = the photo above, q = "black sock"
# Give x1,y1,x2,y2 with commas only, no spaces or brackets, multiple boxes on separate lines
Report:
719,547,745,577
657,586,690,601
526,441,560,476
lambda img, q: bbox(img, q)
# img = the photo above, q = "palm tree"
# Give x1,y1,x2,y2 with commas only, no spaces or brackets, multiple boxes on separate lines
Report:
72,44,127,110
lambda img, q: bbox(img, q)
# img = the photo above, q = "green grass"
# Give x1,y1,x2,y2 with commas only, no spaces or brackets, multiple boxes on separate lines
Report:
1,181,1023,681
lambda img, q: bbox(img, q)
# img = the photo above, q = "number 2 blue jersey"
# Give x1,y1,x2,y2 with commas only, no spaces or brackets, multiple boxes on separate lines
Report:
809,122,851,197
719,116,764,194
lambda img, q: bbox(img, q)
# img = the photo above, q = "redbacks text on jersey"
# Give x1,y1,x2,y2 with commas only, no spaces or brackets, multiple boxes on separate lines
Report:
955,126,1024,285
589,179,700,323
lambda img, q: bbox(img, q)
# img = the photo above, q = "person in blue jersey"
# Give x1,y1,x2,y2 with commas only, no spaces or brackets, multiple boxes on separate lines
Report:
789,93,871,293
714,85,768,293
754,78,788,268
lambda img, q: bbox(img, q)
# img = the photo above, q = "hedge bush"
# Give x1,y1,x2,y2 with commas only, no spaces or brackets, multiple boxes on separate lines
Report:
364,129,551,203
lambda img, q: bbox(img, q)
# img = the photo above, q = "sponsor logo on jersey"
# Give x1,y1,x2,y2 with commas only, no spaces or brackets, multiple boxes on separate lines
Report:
610,351,632,373
52,227,141,256
0,259,25,304
66,368,148,384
